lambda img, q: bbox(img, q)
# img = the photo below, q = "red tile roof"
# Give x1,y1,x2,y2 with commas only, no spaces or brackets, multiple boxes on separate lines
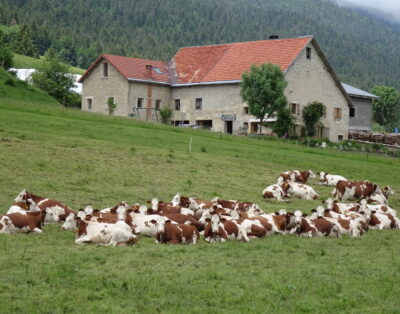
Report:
79,36,313,85
172,36,313,84
79,54,170,83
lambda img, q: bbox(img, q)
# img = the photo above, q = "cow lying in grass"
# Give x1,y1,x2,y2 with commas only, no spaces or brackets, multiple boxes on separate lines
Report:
318,172,348,186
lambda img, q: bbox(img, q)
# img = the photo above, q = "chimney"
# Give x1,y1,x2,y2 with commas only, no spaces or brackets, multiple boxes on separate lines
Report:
269,35,279,40
145,64,153,79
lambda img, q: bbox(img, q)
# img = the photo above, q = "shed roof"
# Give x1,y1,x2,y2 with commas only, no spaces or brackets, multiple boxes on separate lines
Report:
342,82,379,99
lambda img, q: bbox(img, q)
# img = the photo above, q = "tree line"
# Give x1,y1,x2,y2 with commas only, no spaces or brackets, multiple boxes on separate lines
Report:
1,0,400,90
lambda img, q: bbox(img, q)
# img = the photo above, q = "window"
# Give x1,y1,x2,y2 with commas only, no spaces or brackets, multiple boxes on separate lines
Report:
243,106,249,115
334,107,342,120
349,107,356,117
306,47,312,59
107,96,114,104
195,98,202,111
155,99,161,110
87,98,92,110
103,63,108,77
338,135,344,141
323,106,327,118
174,99,181,111
291,102,300,115
137,98,143,108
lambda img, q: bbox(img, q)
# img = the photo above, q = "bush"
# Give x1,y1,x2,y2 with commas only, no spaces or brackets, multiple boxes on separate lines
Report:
4,78,15,86
302,101,324,137
159,108,173,124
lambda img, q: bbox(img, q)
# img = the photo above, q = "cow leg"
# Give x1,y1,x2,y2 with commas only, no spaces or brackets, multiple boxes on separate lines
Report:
32,228,43,233
75,236,92,244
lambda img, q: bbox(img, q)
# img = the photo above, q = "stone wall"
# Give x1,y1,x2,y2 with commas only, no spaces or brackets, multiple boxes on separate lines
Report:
81,59,129,116
284,42,350,142
348,97,372,131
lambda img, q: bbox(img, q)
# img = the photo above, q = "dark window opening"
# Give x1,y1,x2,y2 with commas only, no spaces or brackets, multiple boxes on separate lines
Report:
349,107,355,117
87,98,92,110
291,103,300,115
195,98,202,111
244,107,249,115
103,63,108,77
155,100,161,110
137,98,143,108
306,47,312,59
175,99,181,111
338,135,344,141
196,120,213,129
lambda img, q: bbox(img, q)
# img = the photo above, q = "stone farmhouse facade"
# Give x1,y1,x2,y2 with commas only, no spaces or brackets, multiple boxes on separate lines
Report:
80,36,361,142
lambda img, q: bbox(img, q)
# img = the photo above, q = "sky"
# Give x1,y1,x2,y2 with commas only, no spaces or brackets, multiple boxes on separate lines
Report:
333,0,400,22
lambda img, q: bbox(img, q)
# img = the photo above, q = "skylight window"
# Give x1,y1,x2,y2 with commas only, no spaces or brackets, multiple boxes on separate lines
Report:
153,67,162,74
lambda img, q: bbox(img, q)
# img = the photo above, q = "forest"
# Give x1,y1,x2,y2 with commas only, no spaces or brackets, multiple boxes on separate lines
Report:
1,0,400,90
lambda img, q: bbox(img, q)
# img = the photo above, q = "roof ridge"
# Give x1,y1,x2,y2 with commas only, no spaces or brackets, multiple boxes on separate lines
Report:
176,35,314,51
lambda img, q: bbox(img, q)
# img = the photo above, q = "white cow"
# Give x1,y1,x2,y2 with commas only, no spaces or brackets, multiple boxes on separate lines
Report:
318,172,347,186
285,182,319,200
75,219,137,246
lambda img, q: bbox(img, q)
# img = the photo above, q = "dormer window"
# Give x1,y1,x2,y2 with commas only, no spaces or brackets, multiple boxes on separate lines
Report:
103,63,108,77
306,47,312,60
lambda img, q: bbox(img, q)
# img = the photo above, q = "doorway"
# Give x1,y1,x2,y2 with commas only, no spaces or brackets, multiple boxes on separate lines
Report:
225,121,233,134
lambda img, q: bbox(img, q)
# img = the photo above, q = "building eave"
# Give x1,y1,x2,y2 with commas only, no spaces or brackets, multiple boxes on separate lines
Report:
127,78,171,86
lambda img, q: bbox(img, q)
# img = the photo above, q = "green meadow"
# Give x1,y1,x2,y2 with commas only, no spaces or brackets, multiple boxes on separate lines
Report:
0,69,400,313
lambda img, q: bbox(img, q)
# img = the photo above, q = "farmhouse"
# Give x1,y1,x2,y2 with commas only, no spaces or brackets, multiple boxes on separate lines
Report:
79,35,356,142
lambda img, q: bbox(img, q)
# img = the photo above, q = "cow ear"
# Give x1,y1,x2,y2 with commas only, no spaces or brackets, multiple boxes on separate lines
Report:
359,211,365,215
311,209,316,213
324,209,330,213
274,212,280,215
371,210,376,215
166,220,171,224
205,218,211,222
150,219,157,224
220,218,226,223
302,214,308,217
93,209,99,213
317,172,320,175
76,217,82,221
146,200,151,204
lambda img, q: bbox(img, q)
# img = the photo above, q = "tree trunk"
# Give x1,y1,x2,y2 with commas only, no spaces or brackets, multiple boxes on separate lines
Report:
259,117,263,134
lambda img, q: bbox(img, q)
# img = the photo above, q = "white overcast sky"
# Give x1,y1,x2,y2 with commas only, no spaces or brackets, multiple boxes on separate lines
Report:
335,0,400,21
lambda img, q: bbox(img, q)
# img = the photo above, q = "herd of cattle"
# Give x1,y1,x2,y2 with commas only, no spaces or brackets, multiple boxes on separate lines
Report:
0,170,397,246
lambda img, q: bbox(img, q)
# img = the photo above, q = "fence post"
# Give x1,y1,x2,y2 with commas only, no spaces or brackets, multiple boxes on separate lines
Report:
189,137,192,153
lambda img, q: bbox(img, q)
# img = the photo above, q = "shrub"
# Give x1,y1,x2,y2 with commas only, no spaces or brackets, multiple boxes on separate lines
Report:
302,101,324,137
4,78,15,86
159,108,173,124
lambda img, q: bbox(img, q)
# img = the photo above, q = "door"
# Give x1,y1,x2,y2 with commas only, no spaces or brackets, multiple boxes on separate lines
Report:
226,121,233,134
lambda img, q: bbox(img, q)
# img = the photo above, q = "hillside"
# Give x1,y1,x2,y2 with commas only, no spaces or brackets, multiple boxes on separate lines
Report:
1,0,400,90
1,91,400,311
13,53,85,75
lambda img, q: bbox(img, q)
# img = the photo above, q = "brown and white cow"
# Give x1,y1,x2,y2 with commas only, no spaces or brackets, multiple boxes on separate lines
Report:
15,189,75,222
369,186,395,205
0,211,45,233
318,172,348,186
203,215,248,242
289,210,340,237
262,184,288,202
74,218,137,246
278,170,316,185
332,181,379,201
153,216,199,244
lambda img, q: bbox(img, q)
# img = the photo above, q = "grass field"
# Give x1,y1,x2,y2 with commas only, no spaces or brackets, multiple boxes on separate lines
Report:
13,53,85,75
0,82,400,312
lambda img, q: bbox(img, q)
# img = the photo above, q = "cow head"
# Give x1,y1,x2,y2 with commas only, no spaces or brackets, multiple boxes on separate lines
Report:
188,198,199,211
0,216,12,233
324,198,334,210
62,213,77,231
199,211,212,225
382,186,394,198
84,205,94,215
307,170,317,179
43,209,60,224
116,205,126,221
171,192,181,207
14,189,29,203
293,210,303,225
26,198,41,212
318,171,327,181
150,198,159,211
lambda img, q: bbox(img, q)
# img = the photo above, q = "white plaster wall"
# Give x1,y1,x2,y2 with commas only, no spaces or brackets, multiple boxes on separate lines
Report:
284,43,349,142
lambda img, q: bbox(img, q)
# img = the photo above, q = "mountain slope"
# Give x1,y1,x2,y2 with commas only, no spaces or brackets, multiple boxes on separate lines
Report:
1,0,400,89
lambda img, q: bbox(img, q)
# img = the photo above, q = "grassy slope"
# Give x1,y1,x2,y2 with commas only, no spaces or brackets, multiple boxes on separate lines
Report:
13,53,85,75
0,93,399,312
